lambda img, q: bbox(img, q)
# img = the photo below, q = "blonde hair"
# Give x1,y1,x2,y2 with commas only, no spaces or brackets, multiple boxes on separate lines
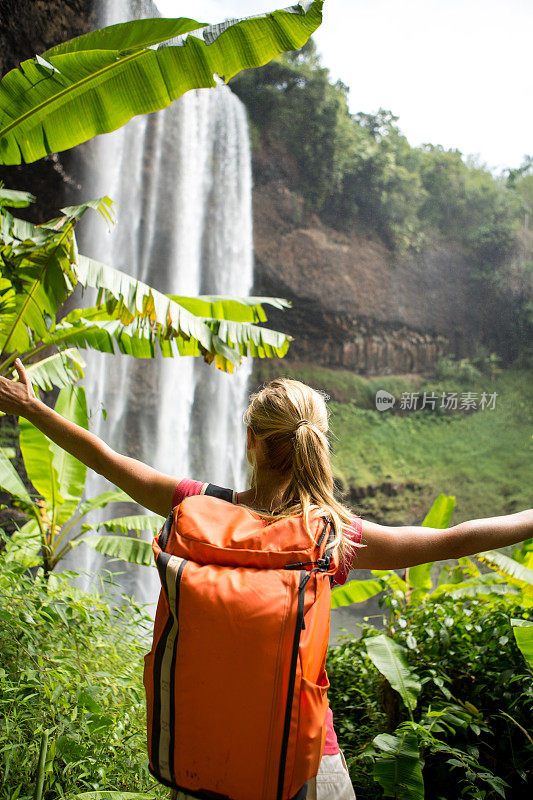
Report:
243,377,359,569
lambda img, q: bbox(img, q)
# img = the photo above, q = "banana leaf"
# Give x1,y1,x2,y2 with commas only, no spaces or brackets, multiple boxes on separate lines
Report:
0,446,32,504
76,489,134,518
372,730,424,800
79,534,154,567
72,255,289,366
50,386,88,525
75,256,292,358
169,295,291,324
19,416,64,508
510,618,533,668
512,538,533,569
205,318,291,359
23,349,85,390
407,494,456,591
1,207,44,244
61,196,115,226
371,569,408,593
365,634,421,712
331,578,383,609
0,227,77,354
0,2,324,165
431,575,521,601
2,199,291,373
47,315,240,371
84,514,164,536
4,519,41,567
478,550,533,586
48,312,289,371
0,187,36,208
74,253,238,343
456,555,480,578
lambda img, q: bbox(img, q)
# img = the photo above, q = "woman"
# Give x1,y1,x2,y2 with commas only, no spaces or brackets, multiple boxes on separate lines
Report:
0,360,531,800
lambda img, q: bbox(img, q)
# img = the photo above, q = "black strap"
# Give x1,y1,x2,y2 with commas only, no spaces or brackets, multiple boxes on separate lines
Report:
318,518,336,571
159,484,233,550
277,570,308,800
204,483,234,503
316,517,329,548
158,510,174,551
285,518,336,573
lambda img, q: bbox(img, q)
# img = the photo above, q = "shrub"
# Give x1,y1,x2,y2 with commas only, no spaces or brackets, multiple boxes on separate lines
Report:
0,548,162,799
327,597,533,799
434,355,482,383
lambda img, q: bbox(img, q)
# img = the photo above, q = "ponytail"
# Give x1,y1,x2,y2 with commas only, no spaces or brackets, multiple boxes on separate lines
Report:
243,378,360,569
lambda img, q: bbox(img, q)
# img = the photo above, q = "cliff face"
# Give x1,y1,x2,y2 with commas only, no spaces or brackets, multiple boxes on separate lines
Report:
0,0,98,222
250,149,491,375
0,0,95,76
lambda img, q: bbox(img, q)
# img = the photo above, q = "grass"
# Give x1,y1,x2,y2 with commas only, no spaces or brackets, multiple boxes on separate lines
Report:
252,363,533,525
252,359,425,405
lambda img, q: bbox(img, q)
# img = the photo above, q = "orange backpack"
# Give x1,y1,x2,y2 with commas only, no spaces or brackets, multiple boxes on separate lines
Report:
144,484,339,800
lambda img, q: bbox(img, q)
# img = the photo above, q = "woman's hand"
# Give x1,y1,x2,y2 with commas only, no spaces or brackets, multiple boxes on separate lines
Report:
0,359,36,416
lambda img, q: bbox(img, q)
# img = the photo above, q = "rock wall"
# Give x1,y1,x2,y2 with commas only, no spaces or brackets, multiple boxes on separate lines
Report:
0,0,98,221
251,171,488,375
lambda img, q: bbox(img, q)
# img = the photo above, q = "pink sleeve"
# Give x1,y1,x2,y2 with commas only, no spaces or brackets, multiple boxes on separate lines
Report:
172,478,206,508
332,516,363,587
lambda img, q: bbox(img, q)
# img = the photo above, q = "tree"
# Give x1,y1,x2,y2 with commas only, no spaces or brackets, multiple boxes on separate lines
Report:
231,38,361,212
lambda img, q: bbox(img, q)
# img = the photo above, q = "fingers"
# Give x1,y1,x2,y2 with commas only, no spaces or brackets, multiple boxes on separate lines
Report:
14,359,36,400
14,358,26,381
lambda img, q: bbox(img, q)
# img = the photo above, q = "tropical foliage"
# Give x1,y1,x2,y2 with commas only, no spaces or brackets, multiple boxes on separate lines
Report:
328,597,532,800
329,495,533,799
0,384,161,576
332,494,533,615
0,187,290,386
0,553,159,799
0,1,324,165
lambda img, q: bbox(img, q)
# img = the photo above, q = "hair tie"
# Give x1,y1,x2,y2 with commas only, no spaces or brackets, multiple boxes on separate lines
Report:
295,418,311,430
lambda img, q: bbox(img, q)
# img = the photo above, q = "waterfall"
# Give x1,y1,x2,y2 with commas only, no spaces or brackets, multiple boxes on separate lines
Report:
75,0,253,604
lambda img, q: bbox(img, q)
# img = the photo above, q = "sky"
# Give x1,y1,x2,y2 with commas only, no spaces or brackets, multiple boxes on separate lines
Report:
155,0,533,174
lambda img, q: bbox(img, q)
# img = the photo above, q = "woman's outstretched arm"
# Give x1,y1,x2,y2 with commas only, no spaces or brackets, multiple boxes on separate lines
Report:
355,511,533,571
0,360,178,515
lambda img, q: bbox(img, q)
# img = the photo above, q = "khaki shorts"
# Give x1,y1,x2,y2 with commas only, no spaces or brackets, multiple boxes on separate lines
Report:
308,751,356,799
169,750,356,800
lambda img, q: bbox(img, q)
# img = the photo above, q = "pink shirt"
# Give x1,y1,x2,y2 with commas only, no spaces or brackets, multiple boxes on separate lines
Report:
171,479,362,756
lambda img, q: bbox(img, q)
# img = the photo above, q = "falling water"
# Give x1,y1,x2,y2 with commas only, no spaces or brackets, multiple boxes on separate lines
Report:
75,0,253,604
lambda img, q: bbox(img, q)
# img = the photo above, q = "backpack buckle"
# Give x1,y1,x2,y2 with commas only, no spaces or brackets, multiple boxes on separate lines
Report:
316,554,332,571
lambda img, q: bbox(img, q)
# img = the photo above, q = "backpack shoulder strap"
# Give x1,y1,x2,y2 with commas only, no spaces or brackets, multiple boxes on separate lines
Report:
203,483,235,503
